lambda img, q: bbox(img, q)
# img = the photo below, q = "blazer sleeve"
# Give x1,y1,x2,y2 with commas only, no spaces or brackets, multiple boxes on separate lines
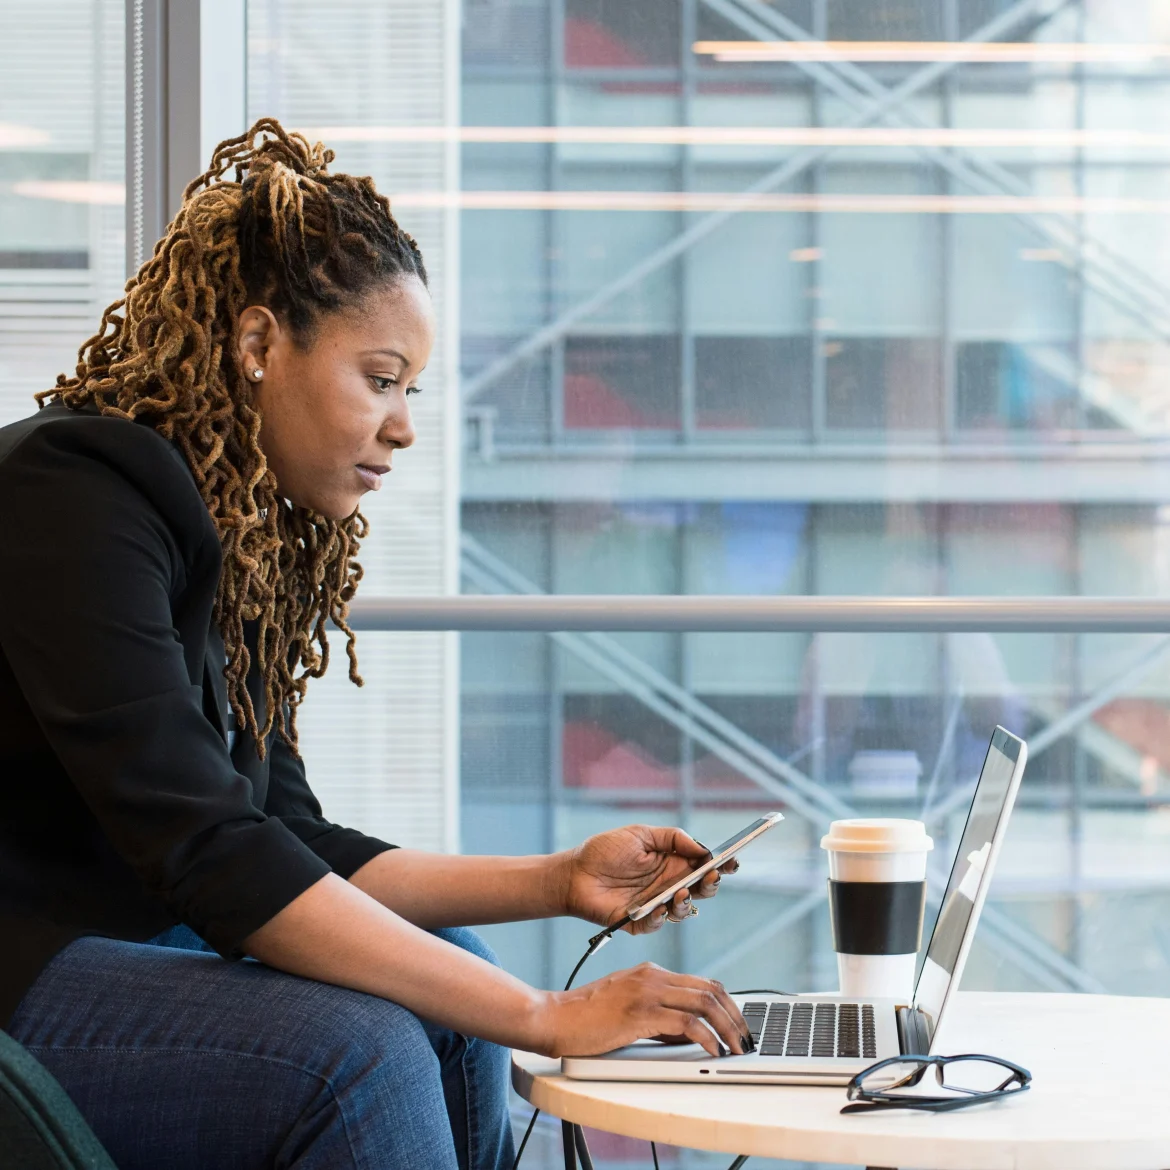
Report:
265,732,398,878
0,418,332,960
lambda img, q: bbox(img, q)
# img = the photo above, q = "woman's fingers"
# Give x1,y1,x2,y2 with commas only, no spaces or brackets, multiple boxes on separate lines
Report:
552,962,752,1059
639,825,710,863
626,905,669,934
658,985,747,1054
653,998,743,1057
692,857,736,899
654,1009,725,1057
667,972,750,1040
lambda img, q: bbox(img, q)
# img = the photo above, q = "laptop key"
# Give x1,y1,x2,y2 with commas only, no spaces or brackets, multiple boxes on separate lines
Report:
811,1003,837,1057
837,1003,860,1058
861,1004,877,1059
784,1003,814,1056
761,1002,789,1051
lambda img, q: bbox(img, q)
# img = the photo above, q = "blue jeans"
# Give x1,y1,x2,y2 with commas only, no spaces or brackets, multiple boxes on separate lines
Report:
7,924,516,1170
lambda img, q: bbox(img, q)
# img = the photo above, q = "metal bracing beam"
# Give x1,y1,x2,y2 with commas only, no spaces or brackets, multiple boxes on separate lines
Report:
458,537,1113,992
461,0,1057,404
706,0,1170,348
349,594,1170,632
922,634,1170,826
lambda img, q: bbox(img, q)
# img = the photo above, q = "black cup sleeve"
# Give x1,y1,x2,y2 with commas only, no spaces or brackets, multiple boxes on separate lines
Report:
828,878,926,956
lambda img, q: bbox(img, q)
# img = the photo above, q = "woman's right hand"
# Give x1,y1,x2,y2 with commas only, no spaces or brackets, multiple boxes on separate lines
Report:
535,962,751,1059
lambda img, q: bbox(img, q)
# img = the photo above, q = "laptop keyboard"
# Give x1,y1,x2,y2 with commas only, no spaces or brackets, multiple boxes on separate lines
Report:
741,1001,877,1060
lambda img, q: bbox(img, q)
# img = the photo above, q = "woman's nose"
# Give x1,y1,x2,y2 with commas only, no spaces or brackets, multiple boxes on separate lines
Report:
384,403,416,451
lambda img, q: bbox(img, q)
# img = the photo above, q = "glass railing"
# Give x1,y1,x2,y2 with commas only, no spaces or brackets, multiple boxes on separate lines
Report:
330,595,1170,1007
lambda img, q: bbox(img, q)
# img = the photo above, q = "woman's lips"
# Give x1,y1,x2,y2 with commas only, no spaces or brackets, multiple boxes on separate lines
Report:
356,464,390,491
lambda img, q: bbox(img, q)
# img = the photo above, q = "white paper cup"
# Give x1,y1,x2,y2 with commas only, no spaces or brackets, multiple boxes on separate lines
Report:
821,819,934,1001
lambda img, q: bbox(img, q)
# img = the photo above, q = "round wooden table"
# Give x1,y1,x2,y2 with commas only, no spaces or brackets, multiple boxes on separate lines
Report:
512,992,1170,1170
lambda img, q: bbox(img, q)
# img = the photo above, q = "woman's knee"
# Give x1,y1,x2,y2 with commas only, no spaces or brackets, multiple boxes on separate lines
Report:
432,926,502,969
307,984,437,1076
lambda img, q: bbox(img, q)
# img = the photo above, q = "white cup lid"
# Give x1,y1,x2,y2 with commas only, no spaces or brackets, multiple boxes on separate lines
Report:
820,818,934,854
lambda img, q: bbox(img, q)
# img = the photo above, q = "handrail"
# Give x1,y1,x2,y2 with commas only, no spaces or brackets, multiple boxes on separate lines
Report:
347,595,1170,632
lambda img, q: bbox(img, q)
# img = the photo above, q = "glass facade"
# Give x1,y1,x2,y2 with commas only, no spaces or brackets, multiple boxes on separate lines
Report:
5,2,1170,1166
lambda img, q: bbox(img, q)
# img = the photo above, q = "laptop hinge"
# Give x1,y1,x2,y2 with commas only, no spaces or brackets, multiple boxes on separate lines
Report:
896,1006,931,1056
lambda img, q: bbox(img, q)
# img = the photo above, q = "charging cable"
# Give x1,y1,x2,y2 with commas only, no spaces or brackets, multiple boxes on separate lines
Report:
511,915,632,1170
511,916,760,1170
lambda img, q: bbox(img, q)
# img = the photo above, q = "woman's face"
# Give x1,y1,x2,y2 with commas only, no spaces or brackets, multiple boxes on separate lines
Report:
236,274,436,520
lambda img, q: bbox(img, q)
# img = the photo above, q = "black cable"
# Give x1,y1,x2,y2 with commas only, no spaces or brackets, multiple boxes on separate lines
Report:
512,906,764,1170
510,1108,539,1170
642,990,771,1169
513,916,633,1170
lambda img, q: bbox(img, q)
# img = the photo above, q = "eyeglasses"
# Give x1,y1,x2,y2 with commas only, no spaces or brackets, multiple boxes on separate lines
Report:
842,1053,1031,1114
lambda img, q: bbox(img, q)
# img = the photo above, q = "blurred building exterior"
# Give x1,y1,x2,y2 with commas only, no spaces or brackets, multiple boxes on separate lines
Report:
456,0,1170,1006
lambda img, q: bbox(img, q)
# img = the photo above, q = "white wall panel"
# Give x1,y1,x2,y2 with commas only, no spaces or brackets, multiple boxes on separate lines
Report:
249,0,460,852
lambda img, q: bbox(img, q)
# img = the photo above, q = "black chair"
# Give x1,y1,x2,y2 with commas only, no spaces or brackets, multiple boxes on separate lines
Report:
0,1029,117,1169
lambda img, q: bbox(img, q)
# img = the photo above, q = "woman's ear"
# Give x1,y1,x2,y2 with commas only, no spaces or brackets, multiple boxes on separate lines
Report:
236,305,280,378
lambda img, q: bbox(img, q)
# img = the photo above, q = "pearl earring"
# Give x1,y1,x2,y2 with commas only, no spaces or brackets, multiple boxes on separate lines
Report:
251,368,264,381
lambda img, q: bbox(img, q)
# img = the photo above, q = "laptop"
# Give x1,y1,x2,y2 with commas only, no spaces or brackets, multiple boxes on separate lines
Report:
562,725,1027,1086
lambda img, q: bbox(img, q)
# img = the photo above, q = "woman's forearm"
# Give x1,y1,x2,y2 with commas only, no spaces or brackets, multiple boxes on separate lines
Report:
347,847,569,928
243,872,555,1051
245,868,752,1062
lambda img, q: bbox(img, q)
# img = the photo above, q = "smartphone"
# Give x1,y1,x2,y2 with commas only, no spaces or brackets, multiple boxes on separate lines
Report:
626,811,785,922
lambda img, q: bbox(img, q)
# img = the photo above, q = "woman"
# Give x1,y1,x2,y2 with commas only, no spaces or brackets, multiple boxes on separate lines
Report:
0,120,748,1169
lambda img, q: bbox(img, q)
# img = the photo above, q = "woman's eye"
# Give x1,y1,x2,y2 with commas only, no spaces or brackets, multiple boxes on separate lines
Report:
370,375,396,393
406,385,423,397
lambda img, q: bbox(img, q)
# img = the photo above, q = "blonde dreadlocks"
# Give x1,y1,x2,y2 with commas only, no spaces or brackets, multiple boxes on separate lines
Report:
36,117,428,756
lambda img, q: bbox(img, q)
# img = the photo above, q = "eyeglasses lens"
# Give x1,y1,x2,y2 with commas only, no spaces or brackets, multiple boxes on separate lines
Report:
938,1057,1019,1095
858,1060,931,1095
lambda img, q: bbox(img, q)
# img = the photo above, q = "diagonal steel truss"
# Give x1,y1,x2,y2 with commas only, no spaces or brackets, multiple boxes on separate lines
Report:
458,533,1164,993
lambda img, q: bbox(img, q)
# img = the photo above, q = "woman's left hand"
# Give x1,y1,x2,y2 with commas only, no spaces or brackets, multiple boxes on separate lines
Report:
558,825,739,935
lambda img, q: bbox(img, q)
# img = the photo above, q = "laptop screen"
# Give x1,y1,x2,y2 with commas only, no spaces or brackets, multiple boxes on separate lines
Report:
912,727,1023,1032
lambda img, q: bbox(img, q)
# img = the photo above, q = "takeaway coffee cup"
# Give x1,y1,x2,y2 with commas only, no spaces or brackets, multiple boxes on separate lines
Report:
820,819,934,1000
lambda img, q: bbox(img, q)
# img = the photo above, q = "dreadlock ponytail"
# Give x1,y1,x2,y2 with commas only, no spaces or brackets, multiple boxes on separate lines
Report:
37,117,427,756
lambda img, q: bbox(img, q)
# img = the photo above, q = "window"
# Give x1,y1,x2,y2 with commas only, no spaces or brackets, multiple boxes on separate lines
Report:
0,2,124,429
454,0,1170,1020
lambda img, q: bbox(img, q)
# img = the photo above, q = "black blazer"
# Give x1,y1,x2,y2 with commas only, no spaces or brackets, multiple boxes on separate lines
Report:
0,402,395,1027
